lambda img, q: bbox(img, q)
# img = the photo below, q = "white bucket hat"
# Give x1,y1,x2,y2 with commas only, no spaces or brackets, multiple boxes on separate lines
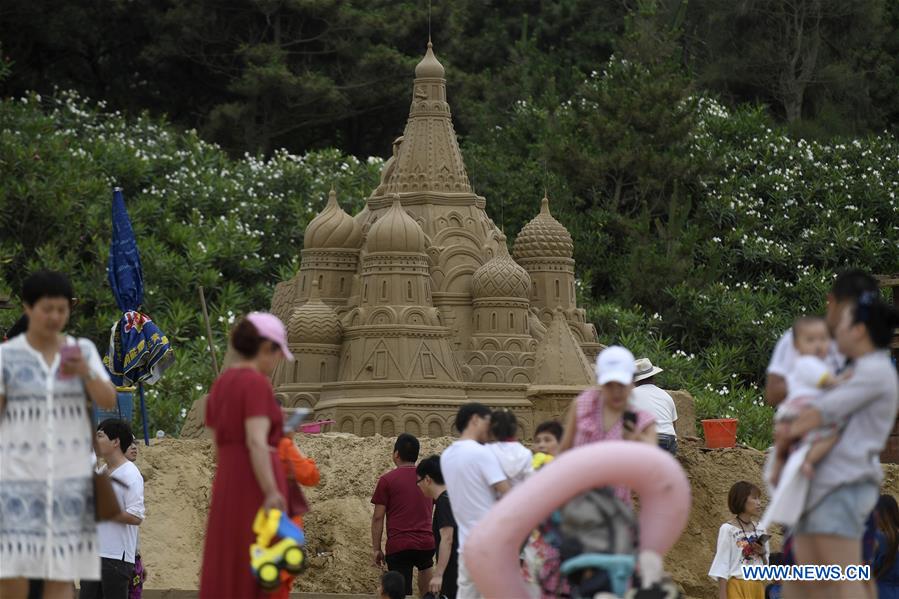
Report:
633,358,664,383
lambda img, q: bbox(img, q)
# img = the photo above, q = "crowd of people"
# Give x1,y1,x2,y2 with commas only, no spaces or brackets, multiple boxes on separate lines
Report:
1,266,897,599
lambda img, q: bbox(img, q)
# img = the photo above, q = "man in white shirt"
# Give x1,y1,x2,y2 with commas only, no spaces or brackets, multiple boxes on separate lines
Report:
630,358,679,455
80,419,145,599
440,403,511,599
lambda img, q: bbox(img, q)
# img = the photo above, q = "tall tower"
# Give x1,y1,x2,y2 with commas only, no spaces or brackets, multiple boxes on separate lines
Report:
358,42,500,360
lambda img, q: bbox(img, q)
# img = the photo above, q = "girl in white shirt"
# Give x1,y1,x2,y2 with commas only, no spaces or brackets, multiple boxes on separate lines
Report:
709,481,769,599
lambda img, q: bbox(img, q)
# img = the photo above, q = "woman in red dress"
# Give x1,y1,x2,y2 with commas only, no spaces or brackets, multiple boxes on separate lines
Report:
199,313,294,599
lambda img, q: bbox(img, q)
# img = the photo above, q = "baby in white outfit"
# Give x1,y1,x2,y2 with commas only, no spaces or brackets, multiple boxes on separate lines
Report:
770,317,843,485
486,409,533,487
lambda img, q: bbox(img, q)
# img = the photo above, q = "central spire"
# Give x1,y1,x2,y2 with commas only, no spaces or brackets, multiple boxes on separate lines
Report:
382,41,471,196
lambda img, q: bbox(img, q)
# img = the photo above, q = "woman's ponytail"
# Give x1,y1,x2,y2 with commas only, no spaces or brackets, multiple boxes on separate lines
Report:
854,291,899,349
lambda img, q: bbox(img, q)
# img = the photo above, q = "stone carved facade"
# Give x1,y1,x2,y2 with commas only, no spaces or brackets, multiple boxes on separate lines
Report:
270,42,601,437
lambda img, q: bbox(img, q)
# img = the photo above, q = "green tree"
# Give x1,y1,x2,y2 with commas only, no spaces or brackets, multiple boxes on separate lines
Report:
143,0,426,156
684,0,895,134
540,2,710,309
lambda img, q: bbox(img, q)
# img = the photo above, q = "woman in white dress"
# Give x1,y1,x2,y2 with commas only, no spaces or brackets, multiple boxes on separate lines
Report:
0,271,116,599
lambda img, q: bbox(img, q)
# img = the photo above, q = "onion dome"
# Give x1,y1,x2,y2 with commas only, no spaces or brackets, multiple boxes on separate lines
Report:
415,41,445,79
512,196,574,260
365,196,427,253
288,280,341,345
472,235,531,299
303,189,363,250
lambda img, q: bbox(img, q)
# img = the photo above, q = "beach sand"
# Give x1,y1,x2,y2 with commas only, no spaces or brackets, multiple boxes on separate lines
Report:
137,434,899,598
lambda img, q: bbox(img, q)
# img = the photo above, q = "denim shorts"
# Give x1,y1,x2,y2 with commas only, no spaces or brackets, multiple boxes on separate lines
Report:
657,433,677,455
795,481,879,539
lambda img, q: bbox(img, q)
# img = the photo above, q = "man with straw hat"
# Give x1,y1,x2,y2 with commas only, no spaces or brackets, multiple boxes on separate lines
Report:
630,358,679,455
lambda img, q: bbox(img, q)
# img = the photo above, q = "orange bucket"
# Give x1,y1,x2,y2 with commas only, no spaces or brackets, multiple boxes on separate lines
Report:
701,418,738,448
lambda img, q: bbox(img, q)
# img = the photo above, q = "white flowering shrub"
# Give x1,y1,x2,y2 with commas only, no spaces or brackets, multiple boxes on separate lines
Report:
468,64,898,448
0,90,381,434
584,99,898,448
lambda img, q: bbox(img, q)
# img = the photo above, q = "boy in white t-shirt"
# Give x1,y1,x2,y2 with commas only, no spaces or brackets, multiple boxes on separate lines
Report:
441,404,511,599
80,419,145,599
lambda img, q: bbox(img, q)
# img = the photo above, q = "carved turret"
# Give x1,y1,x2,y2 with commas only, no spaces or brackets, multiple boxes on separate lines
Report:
514,195,601,361
296,189,362,309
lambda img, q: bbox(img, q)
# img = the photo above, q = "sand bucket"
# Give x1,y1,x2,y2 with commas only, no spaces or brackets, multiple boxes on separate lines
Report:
701,418,738,448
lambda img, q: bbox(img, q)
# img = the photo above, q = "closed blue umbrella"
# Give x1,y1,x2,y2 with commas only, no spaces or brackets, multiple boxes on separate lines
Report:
103,188,174,444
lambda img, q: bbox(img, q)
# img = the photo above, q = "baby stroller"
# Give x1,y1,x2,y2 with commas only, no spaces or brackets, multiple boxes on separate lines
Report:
541,488,682,599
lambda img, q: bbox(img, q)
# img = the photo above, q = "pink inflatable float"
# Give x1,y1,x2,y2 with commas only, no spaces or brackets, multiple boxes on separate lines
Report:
464,441,691,597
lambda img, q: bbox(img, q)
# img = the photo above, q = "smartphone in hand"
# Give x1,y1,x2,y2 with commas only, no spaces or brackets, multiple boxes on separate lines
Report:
58,344,82,380
623,410,637,432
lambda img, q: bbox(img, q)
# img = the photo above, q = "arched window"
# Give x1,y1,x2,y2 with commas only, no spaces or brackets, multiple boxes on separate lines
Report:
363,283,369,303
318,274,324,290
555,279,560,298
476,314,480,330
340,277,345,293
491,312,497,330
301,276,306,291
406,281,413,301
509,313,514,329
319,361,326,381
381,280,388,300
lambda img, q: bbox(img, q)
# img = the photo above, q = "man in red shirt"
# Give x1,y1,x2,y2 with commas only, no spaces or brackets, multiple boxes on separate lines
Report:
371,433,435,596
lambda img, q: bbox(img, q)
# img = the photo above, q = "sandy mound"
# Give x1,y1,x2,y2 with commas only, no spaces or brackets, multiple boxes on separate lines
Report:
137,435,899,599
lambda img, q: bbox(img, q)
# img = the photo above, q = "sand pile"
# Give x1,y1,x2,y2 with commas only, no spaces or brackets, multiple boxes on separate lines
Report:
137,435,899,599
138,434,453,594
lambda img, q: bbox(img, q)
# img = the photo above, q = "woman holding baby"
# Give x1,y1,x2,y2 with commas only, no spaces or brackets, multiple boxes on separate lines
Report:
775,278,899,599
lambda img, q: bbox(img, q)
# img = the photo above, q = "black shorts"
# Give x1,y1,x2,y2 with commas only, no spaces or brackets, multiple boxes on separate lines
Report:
385,548,434,594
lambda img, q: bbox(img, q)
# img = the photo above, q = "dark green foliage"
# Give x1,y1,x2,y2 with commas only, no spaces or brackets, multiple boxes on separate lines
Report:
2,1,896,157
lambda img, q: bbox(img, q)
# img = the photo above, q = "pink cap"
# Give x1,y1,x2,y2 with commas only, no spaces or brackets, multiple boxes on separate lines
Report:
245,312,294,361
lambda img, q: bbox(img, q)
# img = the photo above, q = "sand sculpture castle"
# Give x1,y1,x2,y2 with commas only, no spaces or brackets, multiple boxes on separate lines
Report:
269,42,602,438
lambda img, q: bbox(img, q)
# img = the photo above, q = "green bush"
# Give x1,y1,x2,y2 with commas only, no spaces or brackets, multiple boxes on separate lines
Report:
0,90,381,435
